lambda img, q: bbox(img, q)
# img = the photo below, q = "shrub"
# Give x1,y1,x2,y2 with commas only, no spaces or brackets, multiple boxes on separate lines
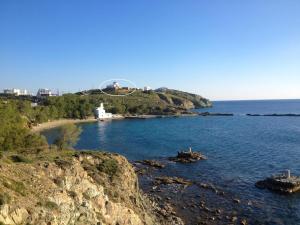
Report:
97,159,119,177
54,124,82,150
44,201,59,210
0,193,11,206
10,155,31,163
3,180,26,196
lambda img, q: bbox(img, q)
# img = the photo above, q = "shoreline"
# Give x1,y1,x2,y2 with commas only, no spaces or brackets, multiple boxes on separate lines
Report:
31,113,198,132
31,118,98,132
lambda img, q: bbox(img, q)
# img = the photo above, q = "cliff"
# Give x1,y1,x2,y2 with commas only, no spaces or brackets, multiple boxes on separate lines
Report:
156,89,212,109
0,150,183,225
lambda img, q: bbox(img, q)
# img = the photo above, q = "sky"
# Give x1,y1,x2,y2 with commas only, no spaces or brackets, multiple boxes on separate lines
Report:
0,0,300,100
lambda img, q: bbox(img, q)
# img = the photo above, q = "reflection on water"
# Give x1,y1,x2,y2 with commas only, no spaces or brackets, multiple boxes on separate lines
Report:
96,121,108,144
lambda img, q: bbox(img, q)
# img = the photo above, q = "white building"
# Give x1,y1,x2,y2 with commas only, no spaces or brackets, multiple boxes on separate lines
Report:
3,88,29,96
37,88,52,98
106,81,121,90
95,103,112,119
20,89,29,95
144,86,152,91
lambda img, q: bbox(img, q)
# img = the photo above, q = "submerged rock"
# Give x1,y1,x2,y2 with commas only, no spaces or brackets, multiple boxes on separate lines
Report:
198,112,234,116
256,170,300,194
137,160,166,169
169,148,206,163
154,176,193,186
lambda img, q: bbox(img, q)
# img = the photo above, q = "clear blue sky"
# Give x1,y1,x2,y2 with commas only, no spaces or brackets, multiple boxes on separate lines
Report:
0,0,299,100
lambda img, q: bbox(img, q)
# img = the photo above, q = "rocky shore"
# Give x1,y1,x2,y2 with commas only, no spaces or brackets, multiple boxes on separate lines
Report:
0,150,183,225
134,156,253,225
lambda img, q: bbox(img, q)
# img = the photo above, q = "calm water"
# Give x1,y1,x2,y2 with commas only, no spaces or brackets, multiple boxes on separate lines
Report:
43,99,300,225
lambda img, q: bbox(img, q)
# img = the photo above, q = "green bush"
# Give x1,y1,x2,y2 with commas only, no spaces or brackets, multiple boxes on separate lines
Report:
44,201,59,210
3,180,26,196
10,155,31,163
54,124,82,150
97,159,119,177
0,192,11,206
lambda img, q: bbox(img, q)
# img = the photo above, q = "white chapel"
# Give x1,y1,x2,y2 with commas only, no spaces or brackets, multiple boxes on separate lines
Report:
95,103,112,119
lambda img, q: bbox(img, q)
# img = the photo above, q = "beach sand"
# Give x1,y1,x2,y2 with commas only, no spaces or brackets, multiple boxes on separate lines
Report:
31,118,98,132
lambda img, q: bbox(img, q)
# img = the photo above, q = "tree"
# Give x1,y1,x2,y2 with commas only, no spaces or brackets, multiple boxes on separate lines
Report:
0,101,48,152
110,104,126,114
54,124,82,150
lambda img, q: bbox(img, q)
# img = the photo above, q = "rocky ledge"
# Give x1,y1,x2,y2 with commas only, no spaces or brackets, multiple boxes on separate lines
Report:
169,149,207,163
0,150,183,225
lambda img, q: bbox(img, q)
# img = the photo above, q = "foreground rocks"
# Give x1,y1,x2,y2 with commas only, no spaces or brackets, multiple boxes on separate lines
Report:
0,150,182,225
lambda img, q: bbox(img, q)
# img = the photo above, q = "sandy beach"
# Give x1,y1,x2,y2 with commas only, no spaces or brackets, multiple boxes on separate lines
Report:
32,114,128,132
31,118,98,132
31,113,198,132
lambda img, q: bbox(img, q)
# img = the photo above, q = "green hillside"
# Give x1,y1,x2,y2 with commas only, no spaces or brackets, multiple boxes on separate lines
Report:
0,88,212,125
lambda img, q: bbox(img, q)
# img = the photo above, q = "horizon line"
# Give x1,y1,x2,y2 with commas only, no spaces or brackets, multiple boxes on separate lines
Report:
212,98,300,102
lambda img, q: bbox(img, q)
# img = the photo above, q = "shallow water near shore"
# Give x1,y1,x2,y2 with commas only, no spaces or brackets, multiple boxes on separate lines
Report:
43,99,300,225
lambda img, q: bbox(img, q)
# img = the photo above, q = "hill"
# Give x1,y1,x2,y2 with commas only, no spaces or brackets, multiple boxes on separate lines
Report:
77,87,212,115
0,88,212,126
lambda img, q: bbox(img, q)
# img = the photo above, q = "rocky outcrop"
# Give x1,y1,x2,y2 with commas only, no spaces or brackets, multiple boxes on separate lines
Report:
256,172,300,194
169,150,207,163
0,151,181,225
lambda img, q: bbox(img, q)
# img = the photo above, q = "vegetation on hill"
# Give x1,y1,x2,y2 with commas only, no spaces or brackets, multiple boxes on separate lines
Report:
1,88,211,121
0,88,211,151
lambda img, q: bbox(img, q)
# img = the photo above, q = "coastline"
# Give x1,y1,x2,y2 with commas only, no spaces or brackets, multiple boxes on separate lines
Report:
31,118,98,132
31,113,199,133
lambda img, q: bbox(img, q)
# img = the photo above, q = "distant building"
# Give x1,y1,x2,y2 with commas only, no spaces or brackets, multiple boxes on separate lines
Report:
20,89,29,95
95,103,112,119
106,81,121,90
37,88,53,98
3,88,29,96
144,86,152,91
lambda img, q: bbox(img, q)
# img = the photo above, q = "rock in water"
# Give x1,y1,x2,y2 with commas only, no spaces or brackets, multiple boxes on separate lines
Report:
169,150,207,163
137,160,165,169
154,176,193,186
256,171,300,194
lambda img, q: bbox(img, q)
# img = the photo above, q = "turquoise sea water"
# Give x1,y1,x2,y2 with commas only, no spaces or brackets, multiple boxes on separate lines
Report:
43,99,300,224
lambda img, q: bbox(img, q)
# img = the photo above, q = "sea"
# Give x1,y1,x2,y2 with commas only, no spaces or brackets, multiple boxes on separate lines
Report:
43,99,300,225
